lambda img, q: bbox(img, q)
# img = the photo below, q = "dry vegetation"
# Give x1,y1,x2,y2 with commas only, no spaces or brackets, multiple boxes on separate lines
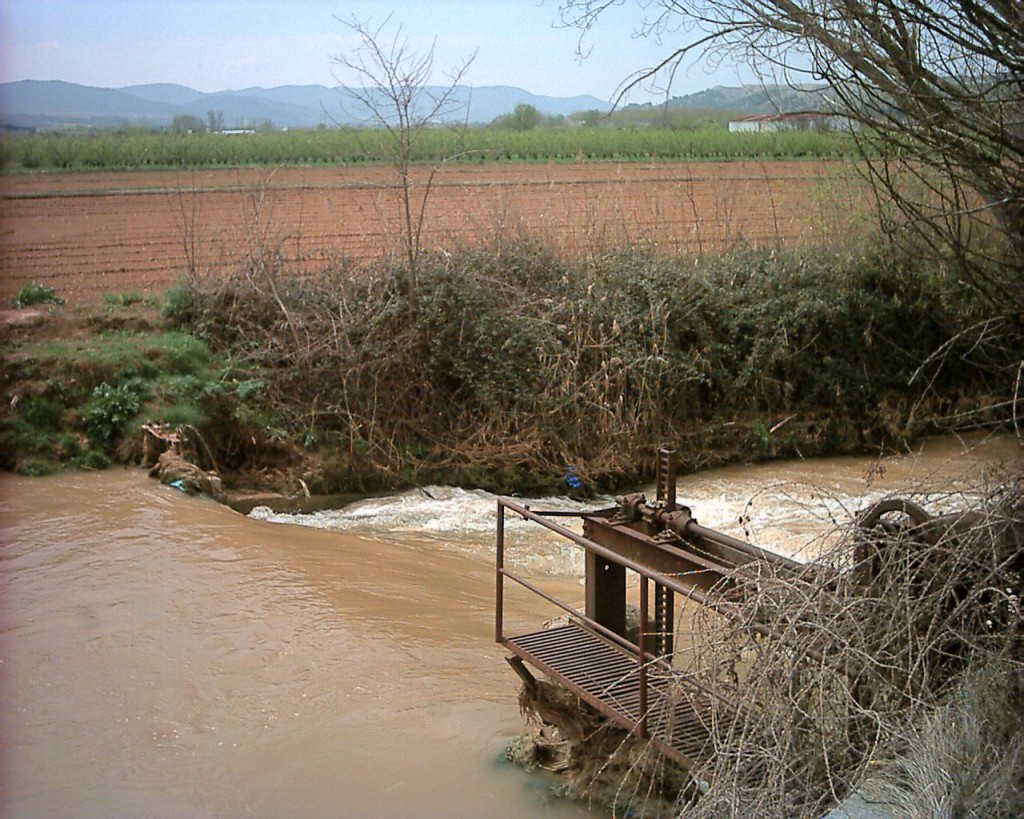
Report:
512,476,1023,817
168,232,1015,495
678,479,1023,816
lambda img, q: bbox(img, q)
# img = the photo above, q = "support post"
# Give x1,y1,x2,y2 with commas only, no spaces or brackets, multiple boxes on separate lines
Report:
506,655,538,695
638,575,649,738
495,500,505,643
585,550,626,638
654,583,674,658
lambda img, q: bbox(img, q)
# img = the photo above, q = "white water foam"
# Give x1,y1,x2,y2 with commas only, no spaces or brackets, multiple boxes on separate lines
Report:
249,486,616,575
249,433,1018,570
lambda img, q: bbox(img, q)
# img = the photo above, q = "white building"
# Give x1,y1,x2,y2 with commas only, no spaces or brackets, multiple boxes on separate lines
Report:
728,112,856,133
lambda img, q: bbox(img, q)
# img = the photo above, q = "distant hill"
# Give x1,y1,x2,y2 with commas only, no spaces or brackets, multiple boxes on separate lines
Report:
119,83,209,106
616,83,832,118
665,84,831,115
0,79,835,131
0,80,610,130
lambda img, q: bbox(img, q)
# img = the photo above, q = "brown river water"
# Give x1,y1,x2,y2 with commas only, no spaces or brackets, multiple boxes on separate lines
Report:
1,433,1018,817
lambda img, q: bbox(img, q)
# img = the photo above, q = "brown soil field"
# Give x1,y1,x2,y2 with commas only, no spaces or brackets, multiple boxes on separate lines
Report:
0,161,870,306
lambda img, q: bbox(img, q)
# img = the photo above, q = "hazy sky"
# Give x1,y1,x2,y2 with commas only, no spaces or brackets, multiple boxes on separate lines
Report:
0,0,754,103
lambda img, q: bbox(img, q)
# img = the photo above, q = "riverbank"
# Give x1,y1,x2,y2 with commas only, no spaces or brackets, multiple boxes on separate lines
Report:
2,236,1020,501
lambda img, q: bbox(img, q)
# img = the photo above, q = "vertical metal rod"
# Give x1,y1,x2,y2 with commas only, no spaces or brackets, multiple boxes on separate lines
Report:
655,583,674,658
495,500,505,643
658,446,677,511
638,574,649,738
665,448,676,512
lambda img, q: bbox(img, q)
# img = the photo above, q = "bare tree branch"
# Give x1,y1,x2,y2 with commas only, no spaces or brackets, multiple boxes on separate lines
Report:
331,16,476,308
560,0,1024,318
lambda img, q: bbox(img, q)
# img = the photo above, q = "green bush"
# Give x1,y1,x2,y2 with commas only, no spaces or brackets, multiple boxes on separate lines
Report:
18,394,66,430
12,282,63,309
146,373,222,428
17,458,60,477
82,380,148,448
180,237,1018,491
690,249,964,417
162,284,195,325
73,449,112,470
0,418,55,465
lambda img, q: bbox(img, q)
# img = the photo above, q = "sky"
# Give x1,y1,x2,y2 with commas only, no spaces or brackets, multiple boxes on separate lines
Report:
0,0,755,104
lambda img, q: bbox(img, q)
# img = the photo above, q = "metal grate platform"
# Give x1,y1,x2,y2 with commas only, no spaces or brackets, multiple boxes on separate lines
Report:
505,621,722,769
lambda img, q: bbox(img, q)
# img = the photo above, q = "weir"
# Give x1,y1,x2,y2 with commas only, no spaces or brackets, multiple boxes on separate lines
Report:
494,447,804,770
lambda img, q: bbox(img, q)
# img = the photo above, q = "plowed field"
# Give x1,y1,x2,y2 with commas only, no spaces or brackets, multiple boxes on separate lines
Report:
1,161,867,306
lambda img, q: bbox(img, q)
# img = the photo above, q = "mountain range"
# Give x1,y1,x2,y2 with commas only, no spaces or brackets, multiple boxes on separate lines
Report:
0,80,610,130
0,79,830,131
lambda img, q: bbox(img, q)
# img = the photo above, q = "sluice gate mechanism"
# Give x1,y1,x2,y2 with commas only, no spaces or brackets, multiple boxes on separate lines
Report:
493,447,1018,816
494,447,807,771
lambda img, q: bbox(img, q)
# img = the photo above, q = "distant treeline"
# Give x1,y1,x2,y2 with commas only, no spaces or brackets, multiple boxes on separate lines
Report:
0,124,856,171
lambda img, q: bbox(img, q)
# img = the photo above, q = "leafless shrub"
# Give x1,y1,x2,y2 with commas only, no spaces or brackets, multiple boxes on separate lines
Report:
331,15,474,309
673,474,1023,816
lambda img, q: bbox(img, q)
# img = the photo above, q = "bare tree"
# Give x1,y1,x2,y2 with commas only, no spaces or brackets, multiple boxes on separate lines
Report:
560,0,1023,318
206,109,224,133
332,17,475,308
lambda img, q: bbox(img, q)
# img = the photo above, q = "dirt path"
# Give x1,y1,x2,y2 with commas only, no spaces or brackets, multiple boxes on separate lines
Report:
1,161,867,306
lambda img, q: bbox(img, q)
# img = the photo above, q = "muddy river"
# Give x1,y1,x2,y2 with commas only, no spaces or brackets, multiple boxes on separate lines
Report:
1,433,1018,817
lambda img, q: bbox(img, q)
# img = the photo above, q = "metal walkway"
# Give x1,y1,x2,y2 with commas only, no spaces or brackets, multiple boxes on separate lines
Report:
505,621,719,769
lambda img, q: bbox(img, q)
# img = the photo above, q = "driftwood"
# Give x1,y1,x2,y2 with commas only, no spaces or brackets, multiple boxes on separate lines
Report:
142,423,223,498
511,680,696,814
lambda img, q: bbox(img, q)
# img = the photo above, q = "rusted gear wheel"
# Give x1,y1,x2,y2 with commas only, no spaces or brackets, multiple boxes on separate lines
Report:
853,498,933,585
855,498,932,534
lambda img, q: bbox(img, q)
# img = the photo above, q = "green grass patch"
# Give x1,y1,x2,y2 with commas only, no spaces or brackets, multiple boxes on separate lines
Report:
102,290,154,309
0,315,261,475
14,331,213,392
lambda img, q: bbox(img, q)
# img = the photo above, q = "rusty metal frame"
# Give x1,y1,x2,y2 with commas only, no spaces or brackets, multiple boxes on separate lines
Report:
495,497,749,764
494,444,844,768
495,448,911,771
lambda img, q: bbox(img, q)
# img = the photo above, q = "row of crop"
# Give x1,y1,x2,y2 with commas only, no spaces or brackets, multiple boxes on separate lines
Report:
0,125,856,171
454,126,853,162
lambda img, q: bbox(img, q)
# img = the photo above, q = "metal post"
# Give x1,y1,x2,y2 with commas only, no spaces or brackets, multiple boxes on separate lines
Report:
585,548,627,638
495,500,505,643
654,583,674,658
657,447,677,512
638,574,649,738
